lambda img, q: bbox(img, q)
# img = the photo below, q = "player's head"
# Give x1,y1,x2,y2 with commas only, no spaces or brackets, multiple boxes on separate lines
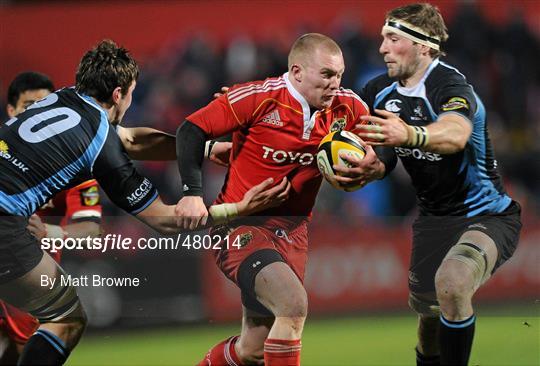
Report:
288,33,344,110
76,39,139,124
6,71,54,118
380,3,448,79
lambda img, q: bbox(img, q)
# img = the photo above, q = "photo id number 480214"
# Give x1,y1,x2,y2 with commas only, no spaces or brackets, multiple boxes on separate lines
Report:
180,234,241,250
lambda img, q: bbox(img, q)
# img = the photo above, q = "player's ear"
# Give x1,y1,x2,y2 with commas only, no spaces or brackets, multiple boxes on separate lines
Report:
6,104,16,118
291,64,303,82
419,44,431,57
111,86,123,104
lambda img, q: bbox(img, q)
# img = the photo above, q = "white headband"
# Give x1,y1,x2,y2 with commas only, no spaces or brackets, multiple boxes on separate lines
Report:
383,19,441,51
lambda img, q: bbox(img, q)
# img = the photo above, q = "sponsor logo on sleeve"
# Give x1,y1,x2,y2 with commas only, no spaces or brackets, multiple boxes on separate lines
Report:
126,178,153,206
81,186,100,206
441,97,469,112
0,140,29,173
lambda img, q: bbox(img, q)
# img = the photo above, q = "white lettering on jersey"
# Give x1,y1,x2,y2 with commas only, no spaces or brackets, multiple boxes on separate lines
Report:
126,178,153,206
262,146,314,166
394,147,443,161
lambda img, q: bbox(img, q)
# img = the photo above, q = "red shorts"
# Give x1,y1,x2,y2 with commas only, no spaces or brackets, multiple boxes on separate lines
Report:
0,301,39,344
213,222,309,292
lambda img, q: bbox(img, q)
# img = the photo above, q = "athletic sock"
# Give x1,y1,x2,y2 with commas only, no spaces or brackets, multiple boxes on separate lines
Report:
18,329,69,365
416,347,440,365
439,314,475,366
197,335,242,366
264,338,301,366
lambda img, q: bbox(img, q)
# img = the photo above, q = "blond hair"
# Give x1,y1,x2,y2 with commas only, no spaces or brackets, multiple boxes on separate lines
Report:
288,33,342,69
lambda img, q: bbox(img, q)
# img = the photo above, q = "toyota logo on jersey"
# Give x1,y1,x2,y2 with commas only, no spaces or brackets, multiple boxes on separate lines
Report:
262,146,315,166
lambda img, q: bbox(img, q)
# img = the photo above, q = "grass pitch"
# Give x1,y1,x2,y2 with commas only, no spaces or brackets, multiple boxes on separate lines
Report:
69,306,539,365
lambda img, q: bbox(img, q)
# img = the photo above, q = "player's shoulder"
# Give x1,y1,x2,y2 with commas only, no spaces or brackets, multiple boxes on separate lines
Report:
227,75,287,105
363,73,394,93
334,87,369,112
427,60,469,87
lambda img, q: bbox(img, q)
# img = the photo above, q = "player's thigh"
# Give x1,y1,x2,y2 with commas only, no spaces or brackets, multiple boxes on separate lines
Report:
409,217,456,294
438,207,522,290
0,251,59,308
254,261,307,317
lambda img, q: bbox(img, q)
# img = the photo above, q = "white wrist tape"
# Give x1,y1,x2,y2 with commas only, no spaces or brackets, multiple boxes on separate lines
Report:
406,125,430,148
209,203,239,225
45,224,66,239
204,140,217,158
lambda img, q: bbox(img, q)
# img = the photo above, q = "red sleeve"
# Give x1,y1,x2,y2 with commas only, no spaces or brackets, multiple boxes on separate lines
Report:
186,84,260,138
63,180,102,225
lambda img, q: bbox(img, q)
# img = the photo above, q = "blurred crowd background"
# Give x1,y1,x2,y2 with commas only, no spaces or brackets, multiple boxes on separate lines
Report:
1,1,539,328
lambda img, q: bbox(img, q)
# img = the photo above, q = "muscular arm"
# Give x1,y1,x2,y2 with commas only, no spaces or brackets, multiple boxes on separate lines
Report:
117,126,176,161
358,109,472,155
424,113,472,154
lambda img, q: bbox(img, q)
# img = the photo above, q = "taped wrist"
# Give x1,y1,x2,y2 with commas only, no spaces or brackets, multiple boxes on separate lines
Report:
406,125,430,148
45,224,66,239
204,140,217,159
209,203,239,224
177,121,206,196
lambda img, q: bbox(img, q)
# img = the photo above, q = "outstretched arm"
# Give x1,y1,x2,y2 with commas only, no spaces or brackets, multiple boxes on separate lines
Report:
118,125,232,165
356,109,472,154
136,177,291,234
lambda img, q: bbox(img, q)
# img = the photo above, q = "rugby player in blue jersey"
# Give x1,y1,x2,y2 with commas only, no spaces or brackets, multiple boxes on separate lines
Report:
0,40,288,365
337,4,522,365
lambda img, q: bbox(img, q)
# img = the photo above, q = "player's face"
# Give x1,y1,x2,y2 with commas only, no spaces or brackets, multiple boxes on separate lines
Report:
112,81,136,124
379,30,421,80
301,50,344,110
7,89,51,118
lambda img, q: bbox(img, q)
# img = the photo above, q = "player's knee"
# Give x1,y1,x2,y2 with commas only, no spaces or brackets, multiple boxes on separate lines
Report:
434,262,474,306
279,286,308,318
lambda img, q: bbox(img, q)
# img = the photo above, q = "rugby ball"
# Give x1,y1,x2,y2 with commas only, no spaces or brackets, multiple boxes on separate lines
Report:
317,130,366,191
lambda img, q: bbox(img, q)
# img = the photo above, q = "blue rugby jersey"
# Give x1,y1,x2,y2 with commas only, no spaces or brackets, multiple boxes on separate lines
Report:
0,88,157,217
360,59,511,217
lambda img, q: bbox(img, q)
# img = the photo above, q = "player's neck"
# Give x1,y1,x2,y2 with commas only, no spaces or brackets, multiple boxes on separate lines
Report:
400,57,433,88
92,97,118,125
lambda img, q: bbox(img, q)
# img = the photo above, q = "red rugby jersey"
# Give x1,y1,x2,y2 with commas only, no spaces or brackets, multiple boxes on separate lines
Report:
187,73,369,230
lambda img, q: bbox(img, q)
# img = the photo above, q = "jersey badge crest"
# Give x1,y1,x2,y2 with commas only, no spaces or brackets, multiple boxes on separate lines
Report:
238,231,253,248
81,186,100,206
330,116,346,132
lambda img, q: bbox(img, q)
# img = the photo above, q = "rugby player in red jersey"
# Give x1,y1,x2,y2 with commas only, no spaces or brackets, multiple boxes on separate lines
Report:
176,33,393,365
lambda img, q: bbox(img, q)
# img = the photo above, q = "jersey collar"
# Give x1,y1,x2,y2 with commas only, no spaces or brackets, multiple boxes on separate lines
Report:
397,58,440,95
284,72,317,140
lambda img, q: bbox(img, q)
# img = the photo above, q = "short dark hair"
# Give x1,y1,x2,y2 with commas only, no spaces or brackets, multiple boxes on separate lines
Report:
7,71,55,107
75,40,139,103
387,3,449,58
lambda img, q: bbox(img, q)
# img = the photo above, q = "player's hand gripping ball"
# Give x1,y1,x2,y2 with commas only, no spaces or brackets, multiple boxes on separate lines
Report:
317,130,366,191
